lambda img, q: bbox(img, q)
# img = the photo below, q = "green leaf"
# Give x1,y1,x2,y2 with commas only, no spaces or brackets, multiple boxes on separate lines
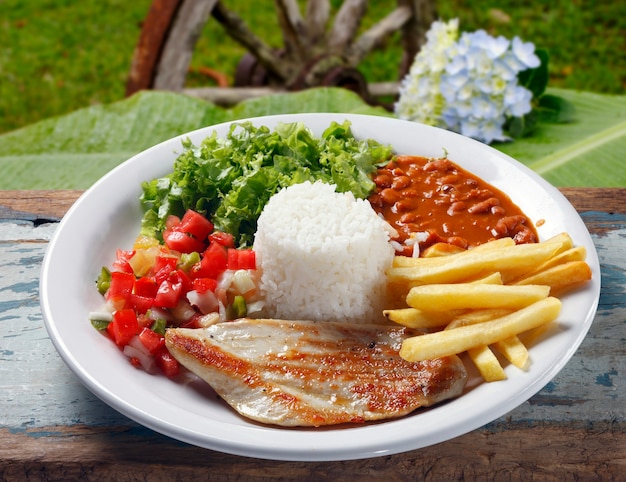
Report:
506,111,538,139
496,88,626,187
0,91,230,190
0,88,390,190
0,87,624,189
519,49,550,99
536,94,577,123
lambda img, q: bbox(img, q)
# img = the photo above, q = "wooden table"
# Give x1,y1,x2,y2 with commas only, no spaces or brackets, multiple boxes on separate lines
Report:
1,189,624,480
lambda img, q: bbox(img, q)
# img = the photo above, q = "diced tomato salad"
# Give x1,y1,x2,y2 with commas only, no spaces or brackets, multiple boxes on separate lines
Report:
90,209,262,377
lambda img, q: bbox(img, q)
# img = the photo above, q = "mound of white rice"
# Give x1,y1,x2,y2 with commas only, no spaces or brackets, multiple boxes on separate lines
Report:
253,181,395,324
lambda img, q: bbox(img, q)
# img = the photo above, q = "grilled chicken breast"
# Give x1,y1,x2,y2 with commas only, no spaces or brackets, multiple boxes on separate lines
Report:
165,318,467,427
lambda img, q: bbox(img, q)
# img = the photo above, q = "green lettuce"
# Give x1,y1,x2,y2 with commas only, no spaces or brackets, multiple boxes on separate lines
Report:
139,120,392,247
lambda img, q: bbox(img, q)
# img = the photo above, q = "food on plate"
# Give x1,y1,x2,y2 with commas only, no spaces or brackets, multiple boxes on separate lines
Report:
165,318,468,427
386,233,572,293
90,208,263,376
398,298,562,364
253,181,395,324
90,118,593,425
368,155,537,257
91,121,392,376
387,233,592,381
139,120,392,247
405,283,550,312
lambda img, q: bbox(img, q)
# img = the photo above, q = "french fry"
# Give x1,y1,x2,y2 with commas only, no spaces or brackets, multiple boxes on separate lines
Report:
421,242,466,258
406,284,550,311
392,237,516,267
467,346,507,382
512,260,592,294
445,310,510,382
493,335,529,369
385,270,504,328
446,308,513,329
383,307,460,329
399,297,562,362
517,245,586,278
389,274,502,307
445,308,526,376
387,238,565,286
467,272,503,285
385,231,591,382
542,232,574,254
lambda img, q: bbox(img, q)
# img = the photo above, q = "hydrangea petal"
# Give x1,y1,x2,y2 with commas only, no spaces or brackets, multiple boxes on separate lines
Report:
512,36,540,68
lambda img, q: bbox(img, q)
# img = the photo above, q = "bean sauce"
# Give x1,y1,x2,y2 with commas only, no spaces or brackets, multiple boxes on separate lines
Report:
368,156,538,257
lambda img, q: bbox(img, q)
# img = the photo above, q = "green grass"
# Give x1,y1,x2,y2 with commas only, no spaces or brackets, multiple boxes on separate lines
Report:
1,0,624,135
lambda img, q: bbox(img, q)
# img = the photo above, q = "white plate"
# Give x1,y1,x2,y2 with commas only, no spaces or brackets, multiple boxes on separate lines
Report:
41,113,601,461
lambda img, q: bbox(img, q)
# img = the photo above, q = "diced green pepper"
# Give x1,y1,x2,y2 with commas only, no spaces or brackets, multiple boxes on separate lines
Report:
90,319,110,331
150,318,167,336
96,266,112,295
230,295,247,319
178,251,201,272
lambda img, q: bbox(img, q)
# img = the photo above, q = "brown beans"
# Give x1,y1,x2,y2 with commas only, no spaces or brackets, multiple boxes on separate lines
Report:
422,158,451,172
379,188,401,205
468,197,500,214
392,175,411,190
374,173,393,188
368,156,537,256
447,201,467,215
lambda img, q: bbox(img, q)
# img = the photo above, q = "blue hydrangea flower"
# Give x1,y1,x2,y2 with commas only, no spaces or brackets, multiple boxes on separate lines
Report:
395,19,541,144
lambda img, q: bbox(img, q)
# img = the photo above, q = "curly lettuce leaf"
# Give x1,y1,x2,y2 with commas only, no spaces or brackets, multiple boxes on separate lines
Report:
140,120,392,246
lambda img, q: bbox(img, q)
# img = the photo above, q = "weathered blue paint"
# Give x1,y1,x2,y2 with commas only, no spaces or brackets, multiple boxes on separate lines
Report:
581,211,626,228
8,427,69,438
595,369,618,387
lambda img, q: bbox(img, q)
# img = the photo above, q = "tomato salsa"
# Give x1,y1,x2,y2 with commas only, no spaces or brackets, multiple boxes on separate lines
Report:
368,155,538,257
91,209,261,377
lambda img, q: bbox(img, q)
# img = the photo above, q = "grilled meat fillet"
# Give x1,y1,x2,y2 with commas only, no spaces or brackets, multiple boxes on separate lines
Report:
165,318,467,427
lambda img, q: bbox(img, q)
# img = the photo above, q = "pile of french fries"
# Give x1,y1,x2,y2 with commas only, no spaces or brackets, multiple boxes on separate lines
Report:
384,233,592,382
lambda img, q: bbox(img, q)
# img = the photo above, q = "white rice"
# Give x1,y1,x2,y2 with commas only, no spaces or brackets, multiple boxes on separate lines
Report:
253,181,395,324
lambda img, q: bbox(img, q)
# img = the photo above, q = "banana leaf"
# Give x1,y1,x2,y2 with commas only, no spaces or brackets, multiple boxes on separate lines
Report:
0,87,623,189
496,88,626,187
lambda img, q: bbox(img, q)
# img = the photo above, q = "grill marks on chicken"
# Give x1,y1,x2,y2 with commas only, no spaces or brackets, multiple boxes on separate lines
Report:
165,319,467,427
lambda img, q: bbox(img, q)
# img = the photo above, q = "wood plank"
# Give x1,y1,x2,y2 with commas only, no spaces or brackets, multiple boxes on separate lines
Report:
153,0,218,91
0,190,82,220
1,424,623,480
305,0,330,45
125,0,184,95
346,6,413,65
559,187,626,213
327,0,367,50
0,188,623,477
1,188,624,221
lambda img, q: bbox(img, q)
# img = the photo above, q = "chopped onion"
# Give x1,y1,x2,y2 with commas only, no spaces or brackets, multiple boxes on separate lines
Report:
245,300,265,316
186,289,219,315
196,312,221,327
217,270,234,291
171,299,196,322
146,307,172,322
123,336,155,373
231,269,256,295
88,310,112,322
